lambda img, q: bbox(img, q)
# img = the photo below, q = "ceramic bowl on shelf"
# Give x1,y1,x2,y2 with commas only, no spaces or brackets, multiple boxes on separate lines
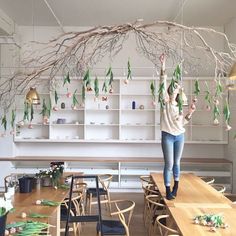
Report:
57,118,66,124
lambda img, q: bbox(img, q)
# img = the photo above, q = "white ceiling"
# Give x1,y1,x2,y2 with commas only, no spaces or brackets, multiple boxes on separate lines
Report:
0,0,235,27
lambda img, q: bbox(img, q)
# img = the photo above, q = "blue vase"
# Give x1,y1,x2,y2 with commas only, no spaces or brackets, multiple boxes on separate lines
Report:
0,214,7,236
132,101,136,110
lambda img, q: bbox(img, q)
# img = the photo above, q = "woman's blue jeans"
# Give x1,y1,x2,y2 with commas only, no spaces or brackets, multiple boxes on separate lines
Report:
161,131,184,186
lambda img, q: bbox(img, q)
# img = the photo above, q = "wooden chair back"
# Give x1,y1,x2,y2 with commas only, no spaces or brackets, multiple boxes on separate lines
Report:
156,215,179,236
98,174,113,191
110,199,135,236
210,184,226,193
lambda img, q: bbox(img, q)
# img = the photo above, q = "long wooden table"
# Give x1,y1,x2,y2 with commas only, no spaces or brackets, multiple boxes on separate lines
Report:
7,187,69,236
151,173,235,236
151,173,232,207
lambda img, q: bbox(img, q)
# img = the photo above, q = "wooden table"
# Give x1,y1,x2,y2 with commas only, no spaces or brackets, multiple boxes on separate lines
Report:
169,206,236,236
151,173,232,207
151,173,236,235
8,187,69,236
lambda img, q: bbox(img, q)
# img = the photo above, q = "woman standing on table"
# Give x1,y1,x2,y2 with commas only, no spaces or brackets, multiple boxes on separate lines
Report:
159,54,196,200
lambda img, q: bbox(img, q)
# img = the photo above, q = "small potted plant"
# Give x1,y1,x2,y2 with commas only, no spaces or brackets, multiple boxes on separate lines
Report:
0,197,13,236
6,178,18,196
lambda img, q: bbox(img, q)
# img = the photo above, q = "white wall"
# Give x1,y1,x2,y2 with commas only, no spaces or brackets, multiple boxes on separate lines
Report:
0,24,232,189
224,17,236,192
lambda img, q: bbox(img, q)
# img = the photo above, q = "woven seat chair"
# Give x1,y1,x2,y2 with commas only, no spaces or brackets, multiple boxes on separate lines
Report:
61,194,83,235
86,174,113,214
96,199,135,236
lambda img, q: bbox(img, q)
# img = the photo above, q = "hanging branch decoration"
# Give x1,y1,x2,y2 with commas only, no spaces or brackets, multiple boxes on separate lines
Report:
102,79,108,101
150,80,156,106
106,66,114,93
72,89,79,109
204,81,212,111
215,79,223,98
94,76,99,101
223,98,231,131
81,84,86,108
63,72,72,98
83,69,92,91
193,79,200,101
28,104,34,129
124,59,132,84
158,81,165,110
173,64,182,82
48,97,52,118
1,114,7,134
40,99,49,125
10,110,16,135
53,90,59,111
63,72,71,86
213,104,220,125
0,20,236,134
23,101,30,123
213,79,222,125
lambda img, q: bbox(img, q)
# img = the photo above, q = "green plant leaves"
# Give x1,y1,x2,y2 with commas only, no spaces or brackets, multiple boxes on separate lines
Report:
28,213,49,218
63,72,70,86
11,110,16,129
150,81,156,101
54,90,59,105
1,114,7,131
127,59,132,80
194,79,200,96
72,89,79,106
173,64,181,81
223,99,230,124
41,199,60,206
94,76,99,98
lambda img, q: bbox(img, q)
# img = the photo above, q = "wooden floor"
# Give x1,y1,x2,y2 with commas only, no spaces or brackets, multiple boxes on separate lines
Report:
61,192,148,236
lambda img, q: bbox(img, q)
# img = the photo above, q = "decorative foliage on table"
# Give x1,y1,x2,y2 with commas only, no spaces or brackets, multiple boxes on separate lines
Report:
223,98,231,131
193,213,229,232
39,199,60,206
28,213,49,218
72,89,79,109
6,221,51,235
124,59,132,84
36,162,64,188
94,76,99,101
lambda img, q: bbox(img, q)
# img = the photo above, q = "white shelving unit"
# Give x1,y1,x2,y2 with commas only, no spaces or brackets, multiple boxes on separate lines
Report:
6,157,233,192
14,77,228,144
